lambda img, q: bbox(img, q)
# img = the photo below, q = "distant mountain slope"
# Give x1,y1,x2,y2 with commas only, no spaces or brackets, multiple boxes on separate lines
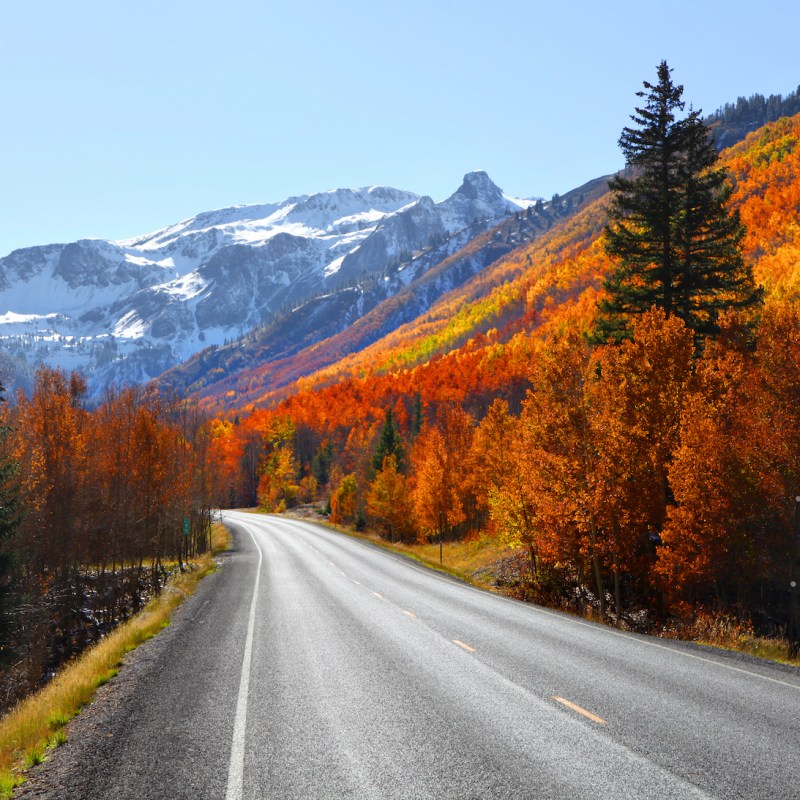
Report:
155,173,608,405
707,85,800,149
204,111,800,419
0,173,532,397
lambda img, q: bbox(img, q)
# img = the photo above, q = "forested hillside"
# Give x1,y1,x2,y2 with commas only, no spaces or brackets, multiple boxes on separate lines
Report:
707,85,800,148
205,110,800,639
162,86,800,414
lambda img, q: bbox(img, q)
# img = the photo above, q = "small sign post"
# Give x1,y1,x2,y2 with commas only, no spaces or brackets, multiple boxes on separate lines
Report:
183,517,190,536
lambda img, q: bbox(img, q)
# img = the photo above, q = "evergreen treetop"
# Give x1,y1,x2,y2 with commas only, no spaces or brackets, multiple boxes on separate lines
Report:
595,61,762,345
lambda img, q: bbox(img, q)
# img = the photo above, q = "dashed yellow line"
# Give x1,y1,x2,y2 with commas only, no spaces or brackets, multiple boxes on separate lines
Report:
453,639,475,653
402,609,417,619
552,696,606,724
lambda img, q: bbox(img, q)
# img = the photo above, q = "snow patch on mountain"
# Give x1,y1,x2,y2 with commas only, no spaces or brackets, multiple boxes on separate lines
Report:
0,173,534,398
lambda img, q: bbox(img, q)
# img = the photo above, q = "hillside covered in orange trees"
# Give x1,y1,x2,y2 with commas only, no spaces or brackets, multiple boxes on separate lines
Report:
205,112,800,417
207,112,800,635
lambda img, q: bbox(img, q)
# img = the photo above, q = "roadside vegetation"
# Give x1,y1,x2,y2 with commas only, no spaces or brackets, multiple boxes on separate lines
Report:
0,373,222,714
0,368,231,796
0,525,228,799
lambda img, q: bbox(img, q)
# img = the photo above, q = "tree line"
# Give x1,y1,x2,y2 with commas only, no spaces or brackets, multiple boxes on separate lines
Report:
236,301,797,637
708,85,800,149
0,368,220,711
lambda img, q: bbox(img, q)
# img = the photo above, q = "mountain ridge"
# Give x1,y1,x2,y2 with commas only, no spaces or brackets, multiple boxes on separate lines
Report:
0,172,533,397
155,172,609,405
194,111,800,418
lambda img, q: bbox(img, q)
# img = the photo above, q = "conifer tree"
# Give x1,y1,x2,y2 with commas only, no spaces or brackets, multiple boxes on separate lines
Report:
312,440,333,487
672,111,761,335
372,408,404,474
410,392,424,440
595,61,761,344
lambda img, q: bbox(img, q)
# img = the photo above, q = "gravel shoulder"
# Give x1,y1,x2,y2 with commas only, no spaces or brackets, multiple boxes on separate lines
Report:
13,543,250,800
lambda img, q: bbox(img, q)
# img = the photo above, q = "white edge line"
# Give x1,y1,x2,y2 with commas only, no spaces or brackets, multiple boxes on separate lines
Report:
224,520,263,800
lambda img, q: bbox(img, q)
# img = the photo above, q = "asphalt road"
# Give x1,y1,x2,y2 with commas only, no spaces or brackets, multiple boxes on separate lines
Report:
17,511,800,799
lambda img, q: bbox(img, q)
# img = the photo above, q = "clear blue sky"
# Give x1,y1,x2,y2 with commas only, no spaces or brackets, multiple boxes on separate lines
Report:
1,0,798,256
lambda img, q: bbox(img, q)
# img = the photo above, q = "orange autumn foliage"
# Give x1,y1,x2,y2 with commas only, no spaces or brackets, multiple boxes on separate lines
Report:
203,113,800,628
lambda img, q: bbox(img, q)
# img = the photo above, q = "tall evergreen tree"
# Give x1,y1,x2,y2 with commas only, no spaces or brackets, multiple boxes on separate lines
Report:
595,61,761,344
672,110,761,335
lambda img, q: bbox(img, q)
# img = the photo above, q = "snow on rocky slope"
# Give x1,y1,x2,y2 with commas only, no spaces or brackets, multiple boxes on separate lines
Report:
0,173,532,397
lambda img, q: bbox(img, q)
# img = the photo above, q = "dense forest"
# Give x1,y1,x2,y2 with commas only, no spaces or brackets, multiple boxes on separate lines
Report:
0,371,219,711
708,85,800,149
205,84,800,648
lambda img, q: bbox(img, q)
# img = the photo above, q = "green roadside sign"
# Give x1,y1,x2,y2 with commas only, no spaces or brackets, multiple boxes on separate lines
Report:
183,517,190,536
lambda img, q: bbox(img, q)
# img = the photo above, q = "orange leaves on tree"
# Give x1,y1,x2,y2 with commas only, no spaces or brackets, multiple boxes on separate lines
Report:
257,445,300,513
411,405,475,542
473,398,542,576
658,301,800,605
589,309,694,578
366,454,414,543
330,473,358,526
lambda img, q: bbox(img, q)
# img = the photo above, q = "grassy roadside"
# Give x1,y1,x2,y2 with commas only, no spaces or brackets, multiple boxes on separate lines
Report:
663,613,800,667
346,529,509,589
280,508,800,670
0,522,231,798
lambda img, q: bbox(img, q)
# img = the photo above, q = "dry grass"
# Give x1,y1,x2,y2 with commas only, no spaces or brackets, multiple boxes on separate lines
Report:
667,610,800,667
210,520,233,554
304,514,513,589
386,535,512,587
0,551,220,798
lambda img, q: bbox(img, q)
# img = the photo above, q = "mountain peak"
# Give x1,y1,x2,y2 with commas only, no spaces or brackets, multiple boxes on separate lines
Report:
456,170,504,201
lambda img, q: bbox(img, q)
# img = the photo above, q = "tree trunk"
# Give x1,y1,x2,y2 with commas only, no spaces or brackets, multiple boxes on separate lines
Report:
589,516,606,619
614,564,623,628
527,542,537,583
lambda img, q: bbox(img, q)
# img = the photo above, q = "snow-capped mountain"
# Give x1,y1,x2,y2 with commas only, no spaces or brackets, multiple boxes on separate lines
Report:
0,172,533,397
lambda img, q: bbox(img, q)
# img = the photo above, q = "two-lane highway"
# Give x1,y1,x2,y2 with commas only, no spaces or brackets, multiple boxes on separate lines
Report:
17,511,800,799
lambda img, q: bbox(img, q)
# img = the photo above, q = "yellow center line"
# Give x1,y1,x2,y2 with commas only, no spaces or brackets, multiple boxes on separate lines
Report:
453,639,476,653
402,609,417,618
350,579,361,585
373,591,383,599
552,696,607,725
